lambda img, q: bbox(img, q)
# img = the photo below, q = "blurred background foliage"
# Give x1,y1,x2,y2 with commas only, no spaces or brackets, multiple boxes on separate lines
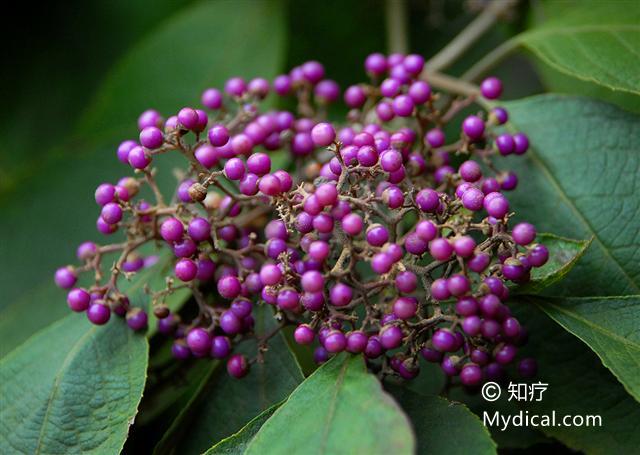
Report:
1,1,638,453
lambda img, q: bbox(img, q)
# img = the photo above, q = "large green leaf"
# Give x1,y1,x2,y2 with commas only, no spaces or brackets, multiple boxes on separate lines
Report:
527,295,640,402
509,304,640,454
204,403,281,455
244,354,415,455
497,95,640,451
155,305,304,455
518,1,640,95
0,314,148,453
388,386,496,455
516,233,591,294
503,95,639,297
0,0,286,341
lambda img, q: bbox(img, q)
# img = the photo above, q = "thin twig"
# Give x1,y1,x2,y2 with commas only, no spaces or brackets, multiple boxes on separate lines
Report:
385,0,410,54
424,0,518,72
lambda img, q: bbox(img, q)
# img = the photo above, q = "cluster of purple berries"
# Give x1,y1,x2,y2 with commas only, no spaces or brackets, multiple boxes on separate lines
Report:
56,53,548,384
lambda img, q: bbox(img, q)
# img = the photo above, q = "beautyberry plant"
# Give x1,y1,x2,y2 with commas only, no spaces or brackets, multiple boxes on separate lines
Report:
56,53,548,387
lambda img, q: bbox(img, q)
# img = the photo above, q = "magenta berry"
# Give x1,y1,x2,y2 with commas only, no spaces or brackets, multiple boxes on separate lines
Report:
329,283,352,307
462,115,485,140
379,325,403,350
55,266,77,289
218,275,242,299
87,302,111,325
480,77,503,99
67,288,90,312
126,309,148,331
227,354,250,378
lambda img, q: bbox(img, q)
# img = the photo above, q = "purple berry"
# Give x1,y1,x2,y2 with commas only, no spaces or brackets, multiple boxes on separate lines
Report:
416,189,439,212
429,238,453,261
301,270,324,293
494,344,518,365
461,187,485,211
67,288,90,312
329,283,353,307
447,274,470,296
346,331,368,353
126,309,148,331
311,122,336,147
495,134,515,155
224,157,246,181
100,202,122,225
513,133,529,155
210,336,232,359
512,222,536,245
430,278,451,301
393,297,418,319
227,354,250,378
425,128,445,148
139,126,164,149
364,336,383,359
518,358,538,378
342,213,364,236
172,342,191,360
87,302,111,325
395,271,417,293
379,325,403,349
220,310,243,335
483,192,509,218
175,258,198,282
324,330,347,353
55,267,77,289
277,288,300,310
366,224,389,247
218,275,242,299
294,324,315,345
432,329,457,352
160,218,184,242
462,115,485,140
459,160,482,182
528,244,549,267
314,346,330,364
460,363,483,386
344,85,366,108
480,77,503,99
201,88,223,110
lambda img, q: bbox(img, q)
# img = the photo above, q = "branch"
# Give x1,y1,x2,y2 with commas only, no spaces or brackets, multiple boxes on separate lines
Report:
385,0,410,54
424,0,517,72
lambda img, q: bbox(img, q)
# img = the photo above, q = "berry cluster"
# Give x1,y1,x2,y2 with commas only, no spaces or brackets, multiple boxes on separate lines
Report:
56,53,548,385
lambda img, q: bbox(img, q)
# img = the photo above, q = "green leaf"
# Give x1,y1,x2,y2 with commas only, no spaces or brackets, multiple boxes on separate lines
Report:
154,305,303,455
244,354,415,455
0,314,148,453
516,233,592,294
527,295,640,402
531,57,640,114
77,0,286,137
204,403,280,455
0,0,286,345
388,386,496,454
503,95,640,297
497,94,640,451
518,1,640,95
509,303,640,454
